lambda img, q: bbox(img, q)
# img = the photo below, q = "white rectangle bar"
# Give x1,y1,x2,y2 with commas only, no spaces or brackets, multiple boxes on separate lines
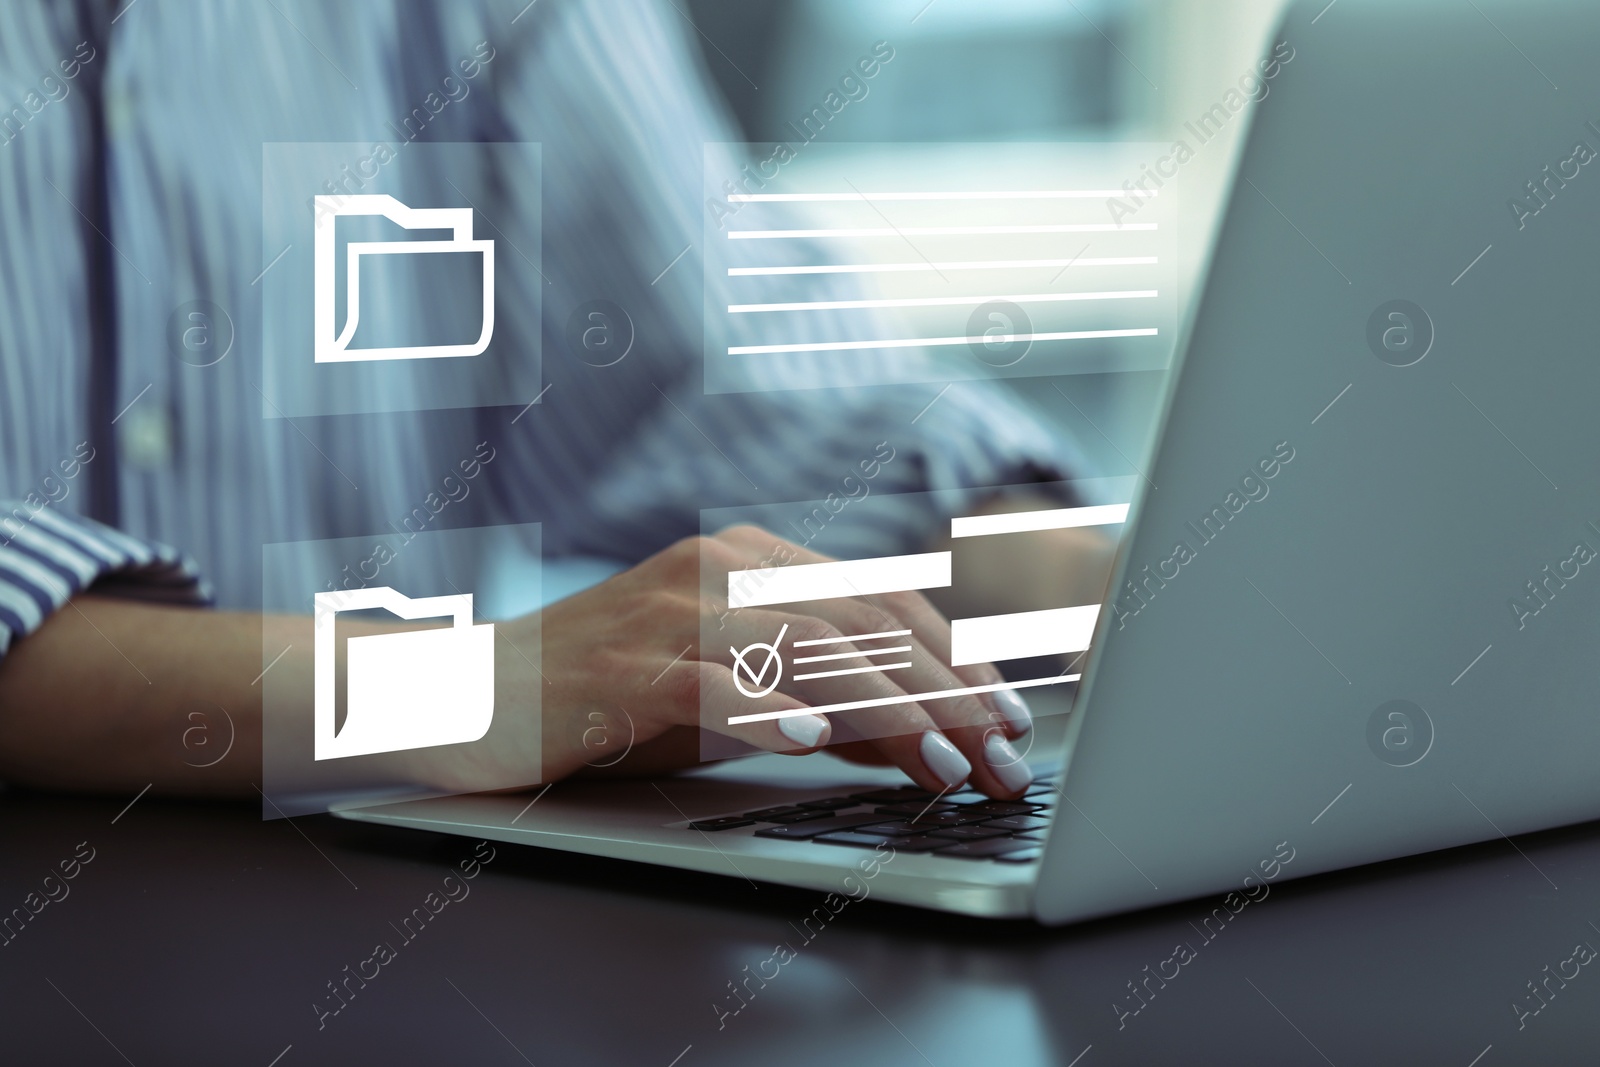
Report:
793,662,912,682
726,552,951,608
726,191,1156,202
791,628,910,648
729,329,1157,357
951,503,1131,539
726,674,1079,725
728,290,1158,314
729,256,1157,277
793,645,912,665
950,605,1102,666
729,223,1159,239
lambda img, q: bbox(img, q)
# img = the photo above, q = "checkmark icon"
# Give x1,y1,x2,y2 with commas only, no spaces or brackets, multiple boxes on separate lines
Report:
730,623,789,699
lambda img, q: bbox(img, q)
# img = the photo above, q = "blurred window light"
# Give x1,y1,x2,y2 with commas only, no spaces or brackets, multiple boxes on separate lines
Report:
689,0,1133,142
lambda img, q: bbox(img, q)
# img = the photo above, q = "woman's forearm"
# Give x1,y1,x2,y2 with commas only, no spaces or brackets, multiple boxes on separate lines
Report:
0,596,539,799
0,595,268,795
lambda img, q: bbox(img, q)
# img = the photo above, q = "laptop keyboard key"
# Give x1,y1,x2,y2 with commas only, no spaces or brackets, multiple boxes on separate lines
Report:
883,834,960,852
958,801,1043,817
849,820,928,837
853,813,984,837
874,802,957,817
984,814,1050,833
766,809,837,824
742,806,807,821
903,810,990,829
929,824,1011,840
753,813,896,840
688,816,755,831
812,831,898,849
797,797,861,811
850,787,937,804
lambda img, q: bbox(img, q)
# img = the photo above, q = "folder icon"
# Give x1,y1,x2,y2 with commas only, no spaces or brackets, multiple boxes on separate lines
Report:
313,587,495,760
313,194,495,363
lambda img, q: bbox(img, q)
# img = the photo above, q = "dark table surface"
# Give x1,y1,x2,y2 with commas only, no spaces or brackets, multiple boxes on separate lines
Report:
3,782,1599,1066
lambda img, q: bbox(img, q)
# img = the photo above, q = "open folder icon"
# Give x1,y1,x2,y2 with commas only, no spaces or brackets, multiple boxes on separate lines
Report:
313,587,495,760
313,193,495,362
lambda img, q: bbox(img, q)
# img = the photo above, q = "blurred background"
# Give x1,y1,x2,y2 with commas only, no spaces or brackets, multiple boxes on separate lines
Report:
685,0,1284,469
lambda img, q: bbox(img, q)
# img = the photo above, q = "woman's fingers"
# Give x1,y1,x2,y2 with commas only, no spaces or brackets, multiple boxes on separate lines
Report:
667,651,975,800
690,659,834,755
774,595,1031,797
869,588,1033,738
695,527,1037,796
865,593,1035,797
705,609,975,793
715,524,1033,741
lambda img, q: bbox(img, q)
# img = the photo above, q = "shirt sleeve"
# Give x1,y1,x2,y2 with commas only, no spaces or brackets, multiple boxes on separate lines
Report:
0,504,212,661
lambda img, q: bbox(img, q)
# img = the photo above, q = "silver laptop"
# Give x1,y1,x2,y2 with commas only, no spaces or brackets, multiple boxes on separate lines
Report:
336,0,1600,922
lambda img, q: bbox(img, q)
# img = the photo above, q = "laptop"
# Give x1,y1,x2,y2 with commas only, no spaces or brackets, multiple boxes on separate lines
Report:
336,0,1600,923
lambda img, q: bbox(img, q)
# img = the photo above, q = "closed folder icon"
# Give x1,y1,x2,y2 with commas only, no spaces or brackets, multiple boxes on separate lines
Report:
313,587,495,760
312,193,495,362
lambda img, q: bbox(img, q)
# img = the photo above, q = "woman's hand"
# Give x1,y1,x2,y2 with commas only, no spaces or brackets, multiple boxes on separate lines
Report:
485,525,1037,799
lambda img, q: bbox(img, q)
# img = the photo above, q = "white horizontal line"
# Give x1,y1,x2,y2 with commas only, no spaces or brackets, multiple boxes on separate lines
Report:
728,289,1159,314
727,674,1080,724
727,553,950,608
952,503,1130,538
793,645,912,665
729,328,1157,356
951,605,1101,666
792,628,911,648
729,223,1159,239
726,191,1155,202
793,662,913,682
731,256,1157,277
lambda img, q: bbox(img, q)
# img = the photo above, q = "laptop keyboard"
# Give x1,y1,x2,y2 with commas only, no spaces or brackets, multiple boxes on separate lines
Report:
686,776,1057,864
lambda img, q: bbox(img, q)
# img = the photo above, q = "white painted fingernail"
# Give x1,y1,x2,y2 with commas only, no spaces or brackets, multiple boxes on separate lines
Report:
994,688,1033,735
984,733,1032,794
919,731,971,789
778,714,829,749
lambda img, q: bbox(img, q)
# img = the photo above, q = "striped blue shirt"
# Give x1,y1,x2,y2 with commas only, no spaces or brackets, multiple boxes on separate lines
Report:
0,0,1088,661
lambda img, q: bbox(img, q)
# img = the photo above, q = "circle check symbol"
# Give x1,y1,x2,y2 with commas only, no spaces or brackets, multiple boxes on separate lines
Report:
731,623,789,699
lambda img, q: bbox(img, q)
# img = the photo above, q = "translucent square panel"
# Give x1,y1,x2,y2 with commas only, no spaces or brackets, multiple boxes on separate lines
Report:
698,477,1135,762
704,142,1177,394
260,521,540,818
262,142,542,418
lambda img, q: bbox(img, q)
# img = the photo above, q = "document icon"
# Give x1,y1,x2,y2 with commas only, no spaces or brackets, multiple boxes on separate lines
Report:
313,193,495,363
313,587,495,760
